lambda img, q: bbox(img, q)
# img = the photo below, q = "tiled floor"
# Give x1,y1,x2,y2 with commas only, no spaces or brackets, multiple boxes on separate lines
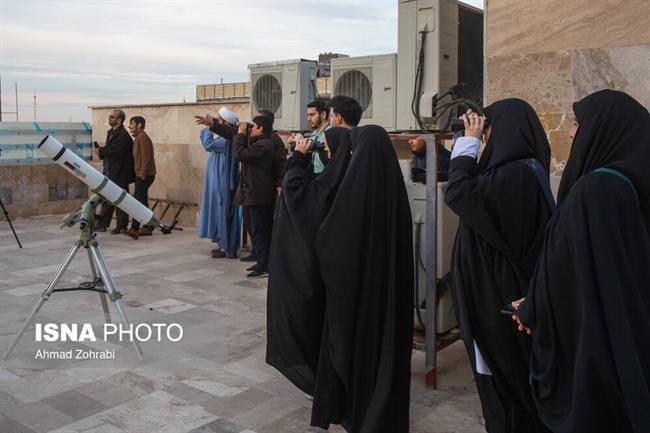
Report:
0,214,483,433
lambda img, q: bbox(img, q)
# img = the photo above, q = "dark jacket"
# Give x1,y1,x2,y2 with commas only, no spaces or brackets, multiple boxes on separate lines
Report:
234,133,276,206
270,132,287,188
411,144,451,183
209,119,237,141
99,125,135,184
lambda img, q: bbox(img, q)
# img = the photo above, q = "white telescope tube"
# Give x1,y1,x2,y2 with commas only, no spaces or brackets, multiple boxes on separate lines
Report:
38,135,158,227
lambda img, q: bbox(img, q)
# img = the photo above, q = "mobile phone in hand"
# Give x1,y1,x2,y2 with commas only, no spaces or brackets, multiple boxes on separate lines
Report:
500,303,517,316
93,141,99,149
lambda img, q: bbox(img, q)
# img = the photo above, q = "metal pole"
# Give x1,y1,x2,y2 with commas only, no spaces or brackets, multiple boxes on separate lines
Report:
14,82,18,122
33,91,36,122
89,245,144,361
87,248,111,323
424,133,438,388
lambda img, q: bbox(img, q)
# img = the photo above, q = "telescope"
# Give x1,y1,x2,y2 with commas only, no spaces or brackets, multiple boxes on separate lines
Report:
4,135,174,361
38,135,172,234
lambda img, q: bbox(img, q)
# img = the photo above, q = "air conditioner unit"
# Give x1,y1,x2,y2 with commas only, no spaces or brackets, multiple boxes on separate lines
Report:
331,53,397,131
249,59,318,131
397,0,483,131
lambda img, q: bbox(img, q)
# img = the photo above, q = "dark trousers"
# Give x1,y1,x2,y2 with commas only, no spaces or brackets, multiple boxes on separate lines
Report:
247,204,273,272
131,175,155,230
98,178,130,230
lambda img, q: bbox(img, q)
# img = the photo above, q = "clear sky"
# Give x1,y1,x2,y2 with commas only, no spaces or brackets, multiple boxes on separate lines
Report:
0,0,483,122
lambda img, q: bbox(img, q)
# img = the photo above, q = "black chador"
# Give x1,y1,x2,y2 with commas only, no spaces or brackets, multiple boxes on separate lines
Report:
267,127,352,393
267,125,414,433
445,99,553,433
518,90,650,433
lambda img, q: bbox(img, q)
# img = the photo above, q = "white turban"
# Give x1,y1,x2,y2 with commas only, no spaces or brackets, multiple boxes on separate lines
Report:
218,107,239,126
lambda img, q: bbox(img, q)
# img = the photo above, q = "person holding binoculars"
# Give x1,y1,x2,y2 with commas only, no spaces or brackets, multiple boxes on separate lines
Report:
444,100,554,433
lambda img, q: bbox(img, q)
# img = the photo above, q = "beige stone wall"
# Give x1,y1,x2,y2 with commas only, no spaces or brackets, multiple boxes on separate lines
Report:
91,100,249,227
485,0,650,165
0,164,88,219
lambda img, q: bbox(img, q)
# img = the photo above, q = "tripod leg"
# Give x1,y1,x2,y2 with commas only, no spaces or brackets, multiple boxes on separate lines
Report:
86,248,112,323
3,242,82,359
89,245,144,361
0,198,22,248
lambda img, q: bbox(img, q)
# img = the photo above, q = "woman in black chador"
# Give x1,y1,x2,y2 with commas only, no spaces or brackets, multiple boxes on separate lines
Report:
267,127,353,394
267,125,414,433
513,90,650,433
445,99,553,433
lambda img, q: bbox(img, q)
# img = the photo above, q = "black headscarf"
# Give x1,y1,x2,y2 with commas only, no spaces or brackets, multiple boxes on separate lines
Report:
479,98,551,174
313,125,414,432
557,89,650,230
266,127,352,394
518,90,650,433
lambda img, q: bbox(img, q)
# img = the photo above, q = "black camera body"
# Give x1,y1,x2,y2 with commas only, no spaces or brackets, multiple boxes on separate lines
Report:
450,117,490,132
290,139,325,153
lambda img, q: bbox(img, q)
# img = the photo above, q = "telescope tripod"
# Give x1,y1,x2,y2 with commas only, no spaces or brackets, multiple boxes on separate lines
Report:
3,195,143,361
0,197,22,248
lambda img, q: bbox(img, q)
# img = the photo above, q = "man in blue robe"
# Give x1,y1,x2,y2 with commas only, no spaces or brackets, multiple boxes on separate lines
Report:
198,106,241,258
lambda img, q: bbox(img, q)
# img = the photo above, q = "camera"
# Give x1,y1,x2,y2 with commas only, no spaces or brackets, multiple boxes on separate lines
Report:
290,139,325,153
450,117,490,132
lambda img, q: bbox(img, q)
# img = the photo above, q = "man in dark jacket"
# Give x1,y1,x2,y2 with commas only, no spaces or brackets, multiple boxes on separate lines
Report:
195,108,286,263
255,109,287,194
409,137,451,183
234,115,276,279
95,109,135,234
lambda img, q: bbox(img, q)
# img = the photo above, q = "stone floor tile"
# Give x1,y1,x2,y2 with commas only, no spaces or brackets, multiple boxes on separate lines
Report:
230,397,302,431
202,387,274,419
75,371,155,407
1,370,83,403
2,400,74,433
42,389,108,420
187,418,251,433
0,414,39,433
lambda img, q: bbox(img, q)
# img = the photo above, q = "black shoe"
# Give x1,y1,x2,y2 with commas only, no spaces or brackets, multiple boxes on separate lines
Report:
94,226,107,232
211,249,226,258
246,265,256,271
240,254,257,262
110,228,122,235
246,270,268,279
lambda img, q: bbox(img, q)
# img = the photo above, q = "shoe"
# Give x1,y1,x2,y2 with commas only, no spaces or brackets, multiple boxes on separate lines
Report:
121,228,139,240
138,227,153,236
226,254,239,259
110,228,123,235
211,249,226,258
246,265,256,271
246,270,268,279
94,226,107,232
240,254,257,262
